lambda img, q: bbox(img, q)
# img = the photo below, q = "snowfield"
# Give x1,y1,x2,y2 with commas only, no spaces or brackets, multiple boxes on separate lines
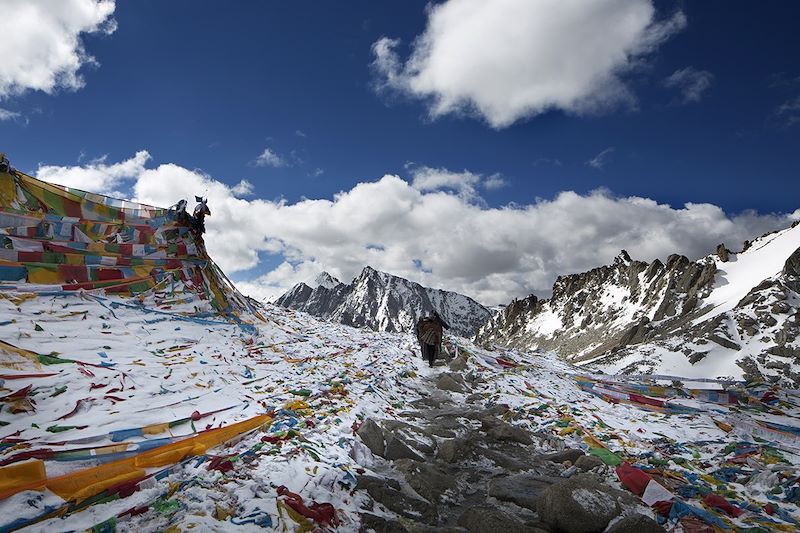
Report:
1,286,799,531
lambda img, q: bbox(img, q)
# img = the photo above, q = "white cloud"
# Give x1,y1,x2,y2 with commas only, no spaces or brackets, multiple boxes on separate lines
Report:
231,179,254,196
0,107,27,125
410,166,507,199
664,67,714,103
410,166,481,199
483,174,508,190
35,153,796,306
253,148,288,168
36,150,149,197
587,147,615,169
372,0,686,128
0,0,116,99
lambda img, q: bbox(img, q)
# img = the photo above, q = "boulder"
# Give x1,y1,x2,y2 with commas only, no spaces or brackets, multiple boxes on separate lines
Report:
456,507,535,533
394,459,456,503
536,474,628,533
575,454,604,472
358,419,386,456
359,512,410,533
436,373,466,393
436,438,466,463
605,514,665,533
356,475,434,522
488,473,557,511
542,448,584,464
449,355,468,371
481,418,533,445
384,435,427,462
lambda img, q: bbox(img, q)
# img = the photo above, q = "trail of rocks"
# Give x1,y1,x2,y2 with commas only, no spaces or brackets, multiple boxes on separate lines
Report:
351,356,665,533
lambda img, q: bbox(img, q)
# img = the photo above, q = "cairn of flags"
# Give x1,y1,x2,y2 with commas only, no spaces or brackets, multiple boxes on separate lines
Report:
0,163,257,320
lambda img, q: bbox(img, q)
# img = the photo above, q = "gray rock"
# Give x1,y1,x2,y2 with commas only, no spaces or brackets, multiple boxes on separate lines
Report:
481,448,532,471
358,419,386,456
359,512,410,533
542,448,584,464
394,459,456,503
449,355,468,371
436,438,466,463
605,514,665,533
716,244,731,262
356,475,434,522
384,435,427,462
574,454,604,471
436,373,467,393
488,473,558,510
481,418,533,445
456,507,532,533
536,474,628,533
708,333,741,351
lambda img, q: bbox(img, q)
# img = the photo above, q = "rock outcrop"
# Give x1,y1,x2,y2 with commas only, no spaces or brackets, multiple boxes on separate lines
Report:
477,224,800,386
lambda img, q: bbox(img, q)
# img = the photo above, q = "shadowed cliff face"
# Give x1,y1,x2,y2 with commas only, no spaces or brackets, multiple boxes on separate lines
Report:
275,266,491,338
477,222,800,387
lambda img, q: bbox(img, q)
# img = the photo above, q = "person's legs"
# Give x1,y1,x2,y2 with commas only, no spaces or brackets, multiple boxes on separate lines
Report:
424,343,436,366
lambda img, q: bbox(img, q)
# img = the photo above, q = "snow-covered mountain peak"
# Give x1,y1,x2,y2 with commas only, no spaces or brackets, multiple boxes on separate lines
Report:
311,271,342,289
276,266,491,337
478,221,800,386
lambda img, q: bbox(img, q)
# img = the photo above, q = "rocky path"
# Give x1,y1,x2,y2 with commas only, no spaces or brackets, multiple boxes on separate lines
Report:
351,354,665,533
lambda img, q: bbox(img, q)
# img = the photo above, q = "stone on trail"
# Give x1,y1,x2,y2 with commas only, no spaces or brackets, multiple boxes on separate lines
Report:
384,434,427,462
481,417,533,445
574,454,604,472
435,437,466,463
356,475,435,522
359,512,410,533
605,513,666,533
487,473,558,511
456,506,540,533
536,474,630,533
358,418,387,456
394,458,456,503
436,372,467,393
542,448,584,465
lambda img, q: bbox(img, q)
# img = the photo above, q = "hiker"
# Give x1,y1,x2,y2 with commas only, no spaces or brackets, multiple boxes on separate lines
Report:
191,196,210,235
415,311,450,367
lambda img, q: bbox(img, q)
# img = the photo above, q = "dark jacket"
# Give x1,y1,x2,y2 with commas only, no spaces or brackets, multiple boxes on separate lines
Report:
415,312,450,346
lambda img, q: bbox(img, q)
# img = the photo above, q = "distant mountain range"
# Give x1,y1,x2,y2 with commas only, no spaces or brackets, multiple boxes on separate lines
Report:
477,222,800,386
274,223,800,385
274,266,491,337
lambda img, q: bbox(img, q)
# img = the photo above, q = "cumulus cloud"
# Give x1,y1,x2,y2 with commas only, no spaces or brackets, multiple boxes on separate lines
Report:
231,179,254,197
483,174,508,190
664,67,714,103
0,0,116,99
371,0,686,128
36,153,797,306
587,147,615,169
36,150,150,197
253,148,288,167
410,166,507,199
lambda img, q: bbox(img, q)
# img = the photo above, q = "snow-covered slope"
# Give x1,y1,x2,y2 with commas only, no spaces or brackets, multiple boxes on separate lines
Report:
478,222,800,385
275,266,491,337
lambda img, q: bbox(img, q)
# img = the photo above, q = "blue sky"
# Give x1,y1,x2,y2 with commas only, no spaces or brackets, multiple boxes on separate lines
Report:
1,1,799,304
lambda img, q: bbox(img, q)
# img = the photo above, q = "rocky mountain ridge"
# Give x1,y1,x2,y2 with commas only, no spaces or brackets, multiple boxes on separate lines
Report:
275,266,492,337
477,222,800,386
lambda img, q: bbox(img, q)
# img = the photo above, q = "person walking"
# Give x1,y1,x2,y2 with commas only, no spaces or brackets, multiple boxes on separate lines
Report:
415,311,450,367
